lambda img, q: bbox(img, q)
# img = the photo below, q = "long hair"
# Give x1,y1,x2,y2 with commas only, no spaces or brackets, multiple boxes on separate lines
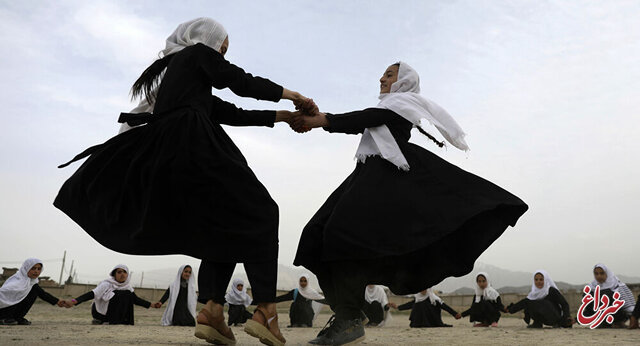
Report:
130,54,175,104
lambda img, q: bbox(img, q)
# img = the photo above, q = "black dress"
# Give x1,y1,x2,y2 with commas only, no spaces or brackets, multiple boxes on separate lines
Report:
75,290,151,325
227,304,253,326
362,301,387,325
159,281,195,326
275,289,315,327
461,295,504,324
507,287,572,327
398,298,458,328
0,284,59,322
54,43,283,262
293,108,529,294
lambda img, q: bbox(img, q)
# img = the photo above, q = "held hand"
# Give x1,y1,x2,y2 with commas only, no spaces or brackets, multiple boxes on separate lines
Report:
388,302,398,309
455,313,462,320
289,111,311,133
63,299,76,308
153,302,162,308
56,299,65,307
296,98,319,116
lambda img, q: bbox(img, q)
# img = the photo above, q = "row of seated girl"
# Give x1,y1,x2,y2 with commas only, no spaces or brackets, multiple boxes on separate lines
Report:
361,264,638,329
0,259,200,326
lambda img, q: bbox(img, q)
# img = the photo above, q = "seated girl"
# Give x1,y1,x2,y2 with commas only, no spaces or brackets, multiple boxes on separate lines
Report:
225,278,253,326
395,288,458,328
460,272,503,327
155,265,196,326
0,258,63,325
64,264,157,325
506,270,572,328
362,285,393,327
275,274,325,327
586,263,636,328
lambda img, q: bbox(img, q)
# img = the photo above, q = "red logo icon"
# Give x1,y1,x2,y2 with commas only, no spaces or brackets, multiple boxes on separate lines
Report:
577,285,625,329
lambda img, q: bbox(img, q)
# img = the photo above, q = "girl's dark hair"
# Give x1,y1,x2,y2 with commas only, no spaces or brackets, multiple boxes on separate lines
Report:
476,274,487,281
416,125,445,148
184,265,192,271
130,54,175,104
110,267,127,277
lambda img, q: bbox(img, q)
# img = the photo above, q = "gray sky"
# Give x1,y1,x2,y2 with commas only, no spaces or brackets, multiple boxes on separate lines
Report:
1,1,639,288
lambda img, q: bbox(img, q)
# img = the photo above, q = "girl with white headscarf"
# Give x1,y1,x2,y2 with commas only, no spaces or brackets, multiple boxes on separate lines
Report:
292,62,528,344
460,272,503,327
395,288,459,328
362,285,393,327
275,273,325,327
506,270,572,328
65,265,158,325
155,265,197,326
225,279,253,326
54,17,311,345
0,258,63,325
587,263,636,328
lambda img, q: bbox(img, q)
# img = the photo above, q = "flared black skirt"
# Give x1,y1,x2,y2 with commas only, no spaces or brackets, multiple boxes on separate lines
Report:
54,108,279,262
293,143,528,294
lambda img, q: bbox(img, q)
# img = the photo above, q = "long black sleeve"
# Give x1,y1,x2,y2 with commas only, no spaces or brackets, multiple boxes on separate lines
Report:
132,293,152,308
159,288,170,304
274,290,294,303
74,291,95,305
507,298,528,314
195,43,283,102
440,302,458,317
210,95,276,127
547,287,570,319
396,299,415,311
33,284,59,305
324,108,402,135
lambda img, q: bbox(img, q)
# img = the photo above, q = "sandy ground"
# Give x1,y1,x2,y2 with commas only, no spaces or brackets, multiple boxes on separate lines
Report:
1,302,639,345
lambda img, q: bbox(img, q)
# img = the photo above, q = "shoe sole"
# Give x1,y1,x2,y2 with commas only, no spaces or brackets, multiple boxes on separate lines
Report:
195,323,237,345
244,319,285,346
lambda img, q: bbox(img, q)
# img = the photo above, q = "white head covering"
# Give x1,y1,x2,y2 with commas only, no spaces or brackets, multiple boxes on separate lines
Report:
526,269,558,300
590,263,622,291
474,272,500,303
225,278,252,307
365,285,389,306
414,288,443,306
355,61,469,171
92,264,134,315
161,265,197,326
0,258,43,309
119,17,228,134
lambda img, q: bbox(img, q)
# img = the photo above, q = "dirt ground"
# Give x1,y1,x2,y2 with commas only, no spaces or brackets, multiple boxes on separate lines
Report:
1,302,639,345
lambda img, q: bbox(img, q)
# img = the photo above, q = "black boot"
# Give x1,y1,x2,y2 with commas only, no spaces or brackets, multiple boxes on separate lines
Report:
309,316,365,345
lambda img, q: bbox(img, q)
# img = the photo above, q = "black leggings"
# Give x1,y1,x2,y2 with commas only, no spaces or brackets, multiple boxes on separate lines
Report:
0,287,38,320
198,260,277,305
316,261,370,321
633,295,640,319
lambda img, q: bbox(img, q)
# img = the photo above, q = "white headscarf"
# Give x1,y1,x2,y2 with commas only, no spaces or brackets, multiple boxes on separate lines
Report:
474,272,500,303
161,265,197,326
365,285,388,306
92,264,134,315
119,17,228,134
590,263,622,291
0,258,42,309
414,288,443,306
526,269,558,300
355,61,469,171
225,278,252,307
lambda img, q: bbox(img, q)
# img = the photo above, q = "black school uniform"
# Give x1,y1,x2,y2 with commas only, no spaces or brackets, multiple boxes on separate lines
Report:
508,287,572,327
398,298,458,328
461,295,504,324
74,290,151,325
0,284,59,322
54,43,284,303
293,108,528,319
227,304,253,326
275,289,315,327
159,282,195,326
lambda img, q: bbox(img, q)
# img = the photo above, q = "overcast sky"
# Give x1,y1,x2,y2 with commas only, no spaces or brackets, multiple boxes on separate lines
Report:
1,1,639,288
